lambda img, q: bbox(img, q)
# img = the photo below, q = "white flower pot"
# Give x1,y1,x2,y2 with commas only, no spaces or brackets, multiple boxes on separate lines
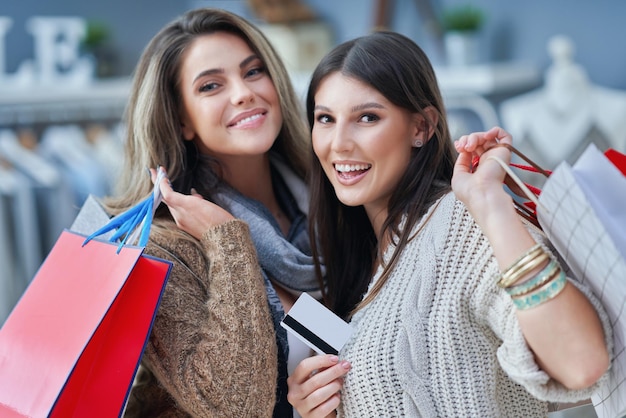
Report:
444,32,479,67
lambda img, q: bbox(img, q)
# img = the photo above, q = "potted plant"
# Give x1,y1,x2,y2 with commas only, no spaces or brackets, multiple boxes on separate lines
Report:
440,4,485,67
81,20,116,78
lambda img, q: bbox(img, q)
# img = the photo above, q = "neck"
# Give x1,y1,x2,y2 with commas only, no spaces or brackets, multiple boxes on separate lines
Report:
221,154,288,229
222,154,272,202
365,205,388,240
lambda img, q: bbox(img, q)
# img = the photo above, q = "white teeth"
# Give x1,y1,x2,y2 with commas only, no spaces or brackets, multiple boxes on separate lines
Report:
233,113,262,126
335,163,371,173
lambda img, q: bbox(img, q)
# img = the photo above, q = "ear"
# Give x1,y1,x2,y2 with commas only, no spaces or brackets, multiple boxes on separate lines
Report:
411,106,438,146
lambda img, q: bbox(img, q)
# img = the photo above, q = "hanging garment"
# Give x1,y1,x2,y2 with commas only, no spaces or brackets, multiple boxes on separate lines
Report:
0,167,18,326
0,129,75,266
39,124,110,207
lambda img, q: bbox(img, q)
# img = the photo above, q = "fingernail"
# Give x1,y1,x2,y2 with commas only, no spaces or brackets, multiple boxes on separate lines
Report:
341,361,351,369
329,355,339,363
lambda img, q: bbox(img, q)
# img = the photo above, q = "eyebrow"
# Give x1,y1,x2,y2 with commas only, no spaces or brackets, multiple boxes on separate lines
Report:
351,102,385,112
314,102,385,113
192,54,260,85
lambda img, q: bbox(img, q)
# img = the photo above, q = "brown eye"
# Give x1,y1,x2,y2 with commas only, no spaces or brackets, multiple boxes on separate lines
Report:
359,113,379,123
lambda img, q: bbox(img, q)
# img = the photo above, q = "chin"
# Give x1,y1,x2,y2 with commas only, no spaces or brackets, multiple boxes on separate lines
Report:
335,194,364,208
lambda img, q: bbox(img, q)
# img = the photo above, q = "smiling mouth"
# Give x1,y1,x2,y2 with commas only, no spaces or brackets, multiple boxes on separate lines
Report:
229,112,265,127
334,163,371,178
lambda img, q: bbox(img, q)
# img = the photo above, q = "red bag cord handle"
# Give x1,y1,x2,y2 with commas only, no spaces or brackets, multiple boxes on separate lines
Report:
473,143,551,229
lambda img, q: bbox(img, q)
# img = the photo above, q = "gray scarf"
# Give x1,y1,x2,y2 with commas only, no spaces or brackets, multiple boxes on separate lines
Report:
212,157,321,297
212,158,322,416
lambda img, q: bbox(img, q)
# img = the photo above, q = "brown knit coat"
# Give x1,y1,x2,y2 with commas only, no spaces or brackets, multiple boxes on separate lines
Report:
124,220,277,417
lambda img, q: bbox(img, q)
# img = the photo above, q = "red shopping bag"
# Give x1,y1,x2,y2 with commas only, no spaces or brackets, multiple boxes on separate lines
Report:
0,231,170,417
0,170,171,417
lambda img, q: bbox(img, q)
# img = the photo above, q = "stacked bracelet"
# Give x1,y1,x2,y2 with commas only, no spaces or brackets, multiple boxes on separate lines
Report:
497,244,568,310
505,259,559,297
511,269,567,310
497,244,548,288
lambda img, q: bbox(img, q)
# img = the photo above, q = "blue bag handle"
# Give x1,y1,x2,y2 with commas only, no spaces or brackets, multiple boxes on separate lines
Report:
83,168,166,252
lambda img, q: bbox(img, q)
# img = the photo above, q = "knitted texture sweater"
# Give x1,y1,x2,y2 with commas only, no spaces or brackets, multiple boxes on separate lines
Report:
124,220,277,417
337,192,612,418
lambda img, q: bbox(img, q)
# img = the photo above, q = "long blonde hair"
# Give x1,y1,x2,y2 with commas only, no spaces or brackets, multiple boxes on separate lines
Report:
105,8,309,236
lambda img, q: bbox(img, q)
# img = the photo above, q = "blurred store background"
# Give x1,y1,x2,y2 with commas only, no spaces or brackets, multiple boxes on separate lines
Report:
2,2,624,416
1,0,625,330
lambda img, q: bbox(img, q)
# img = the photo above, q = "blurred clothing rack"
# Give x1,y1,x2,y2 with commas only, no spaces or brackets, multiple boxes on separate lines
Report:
0,77,130,325
0,77,131,127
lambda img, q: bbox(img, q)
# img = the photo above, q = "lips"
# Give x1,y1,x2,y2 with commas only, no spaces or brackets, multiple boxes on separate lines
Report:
335,163,371,177
333,163,372,183
227,109,267,128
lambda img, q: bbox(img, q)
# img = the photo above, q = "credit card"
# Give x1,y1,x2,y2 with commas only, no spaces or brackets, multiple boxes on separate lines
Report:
280,292,353,355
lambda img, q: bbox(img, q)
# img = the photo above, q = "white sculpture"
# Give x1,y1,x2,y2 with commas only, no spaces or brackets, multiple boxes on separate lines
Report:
500,35,626,169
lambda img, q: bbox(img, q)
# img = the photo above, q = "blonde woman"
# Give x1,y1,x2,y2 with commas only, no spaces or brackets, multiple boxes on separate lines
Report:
105,8,318,417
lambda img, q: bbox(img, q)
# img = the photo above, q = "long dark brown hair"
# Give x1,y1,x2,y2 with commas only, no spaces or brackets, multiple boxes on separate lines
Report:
306,31,457,319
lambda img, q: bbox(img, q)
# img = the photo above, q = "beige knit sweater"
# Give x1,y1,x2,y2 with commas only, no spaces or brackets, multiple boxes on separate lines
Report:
124,220,277,417
337,192,612,417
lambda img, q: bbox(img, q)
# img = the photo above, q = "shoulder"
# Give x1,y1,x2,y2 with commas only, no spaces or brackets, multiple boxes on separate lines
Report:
411,192,483,248
147,219,256,268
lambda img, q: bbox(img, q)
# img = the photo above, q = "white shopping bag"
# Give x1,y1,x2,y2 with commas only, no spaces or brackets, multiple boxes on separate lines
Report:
536,144,626,418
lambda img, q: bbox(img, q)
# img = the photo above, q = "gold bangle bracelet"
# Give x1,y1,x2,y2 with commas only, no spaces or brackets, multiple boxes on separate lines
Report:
497,244,544,288
498,251,549,288
505,243,542,269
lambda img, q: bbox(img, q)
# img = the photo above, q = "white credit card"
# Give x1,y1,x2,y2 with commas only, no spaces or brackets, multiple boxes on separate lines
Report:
280,292,353,355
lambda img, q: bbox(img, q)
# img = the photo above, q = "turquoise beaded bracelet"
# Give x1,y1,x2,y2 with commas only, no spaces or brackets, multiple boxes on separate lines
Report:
512,269,567,310
506,259,559,297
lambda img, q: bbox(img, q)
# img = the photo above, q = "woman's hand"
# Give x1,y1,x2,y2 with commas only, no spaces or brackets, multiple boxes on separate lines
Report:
451,126,515,226
287,354,351,418
151,167,234,239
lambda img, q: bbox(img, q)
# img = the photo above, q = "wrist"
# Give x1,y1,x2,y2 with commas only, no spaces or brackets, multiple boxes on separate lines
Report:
472,191,539,266
468,188,515,228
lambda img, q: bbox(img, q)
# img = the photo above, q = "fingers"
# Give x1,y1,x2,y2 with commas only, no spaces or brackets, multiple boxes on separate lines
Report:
190,188,204,199
149,167,185,208
452,126,517,197
289,355,343,384
287,355,351,418
453,149,473,176
306,391,341,418
455,126,511,154
454,126,515,176
146,166,235,238
148,166,172,197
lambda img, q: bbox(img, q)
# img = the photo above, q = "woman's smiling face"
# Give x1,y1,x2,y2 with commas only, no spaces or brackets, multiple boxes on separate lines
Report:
178,31,282,162
312,72,417,225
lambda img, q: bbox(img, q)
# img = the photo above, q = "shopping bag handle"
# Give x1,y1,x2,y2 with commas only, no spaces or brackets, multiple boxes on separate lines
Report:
83,168,166,252
481,143,551,228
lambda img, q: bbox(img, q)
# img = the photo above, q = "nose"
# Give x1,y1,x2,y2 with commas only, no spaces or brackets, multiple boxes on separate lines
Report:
230,78,255,105
329,120,355,153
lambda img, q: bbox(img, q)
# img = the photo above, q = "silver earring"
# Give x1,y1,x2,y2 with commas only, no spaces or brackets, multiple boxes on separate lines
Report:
413,139,423,147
